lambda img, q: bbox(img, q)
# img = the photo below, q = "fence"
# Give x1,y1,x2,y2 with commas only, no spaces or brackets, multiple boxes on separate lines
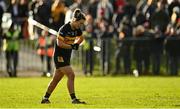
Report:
0,37,180,76
0,39,53,76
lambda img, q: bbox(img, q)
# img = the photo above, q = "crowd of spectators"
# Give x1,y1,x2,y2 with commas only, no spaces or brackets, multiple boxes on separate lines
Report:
0,0,179,77
84,0,180,76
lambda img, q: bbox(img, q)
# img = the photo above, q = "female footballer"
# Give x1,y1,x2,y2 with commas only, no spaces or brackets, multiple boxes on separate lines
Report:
41,9,86,104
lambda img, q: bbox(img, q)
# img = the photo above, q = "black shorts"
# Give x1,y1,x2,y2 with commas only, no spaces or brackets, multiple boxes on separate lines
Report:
54,54,71,69
54,43,72,69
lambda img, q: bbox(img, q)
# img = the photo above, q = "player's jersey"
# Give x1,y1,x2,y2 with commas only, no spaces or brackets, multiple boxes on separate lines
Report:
54,22,82,68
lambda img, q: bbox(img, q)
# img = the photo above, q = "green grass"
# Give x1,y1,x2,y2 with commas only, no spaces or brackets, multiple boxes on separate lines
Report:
0,76,180,108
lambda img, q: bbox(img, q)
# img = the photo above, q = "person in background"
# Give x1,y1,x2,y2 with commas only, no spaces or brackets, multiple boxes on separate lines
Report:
150,0,170,75
165,7,180,76
7,0,19,24
18,0,29,39
82,14,96,76
113,0,135,75
35,0,51,27
51,0,67,31
36,30,55,77
96,18,113,75
0,2,4,53
4,23,20,77
82,24,96,76
133,25,152,75
131,4,152,75
112,0,126,29
97,0,114,23
168,0,179,18
114,16,132,75
45,34,55,76
0,0,6,11
88,0,99,19
7,0,29,39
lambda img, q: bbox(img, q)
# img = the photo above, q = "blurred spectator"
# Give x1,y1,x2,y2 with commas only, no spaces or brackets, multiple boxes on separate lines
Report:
64,0,73,7
136,0,146,11
150,0,170,75
132,9,146,27
7,0,19,19
88,0,99,19
113,0,135,30
31,0,51,38
36,30,55,77
0,36,2,53
114,16,133,74
4,23,20,77
7,0,29,39
0,0,5,20
113,1,135,75
19,0,29,39
73,0,83,9
165,34,180,76
133,25,152,75
29,0,38,19
150,0,170,33
123,0,136,20
139,0,156,29
29,0,39,39
34,0,51,27
0,34,2,53
137,0,156,21
113,0,126,14
97,0,113,23
96,18,113,75
165,7,180,76
0,1,4,52
82,14,96,76
51,0,67,31
145,0,156,20
0,0,6,11
7,0,19,25
168,0,180,18
82,24,96,76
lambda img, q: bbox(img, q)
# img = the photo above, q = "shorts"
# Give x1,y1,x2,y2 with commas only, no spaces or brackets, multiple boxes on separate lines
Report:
54,55,70,69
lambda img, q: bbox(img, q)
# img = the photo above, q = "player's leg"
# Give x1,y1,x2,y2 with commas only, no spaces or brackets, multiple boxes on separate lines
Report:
41,68,64,104
5,51,12,77
13,51,18,77
59,66,75,96
46,56,52,75
40,55,46,76
46,69,64,94
60,66,86,104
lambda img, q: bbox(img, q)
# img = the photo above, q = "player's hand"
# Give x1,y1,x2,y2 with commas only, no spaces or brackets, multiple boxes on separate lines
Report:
71,43,79,50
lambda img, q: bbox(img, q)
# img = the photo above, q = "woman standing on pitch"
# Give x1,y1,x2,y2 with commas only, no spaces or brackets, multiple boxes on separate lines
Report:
41,9,86,104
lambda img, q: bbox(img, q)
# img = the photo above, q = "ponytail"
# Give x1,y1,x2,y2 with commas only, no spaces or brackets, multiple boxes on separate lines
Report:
73,8,86,21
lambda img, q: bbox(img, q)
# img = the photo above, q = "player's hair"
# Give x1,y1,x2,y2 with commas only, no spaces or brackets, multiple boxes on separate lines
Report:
73,8,86,21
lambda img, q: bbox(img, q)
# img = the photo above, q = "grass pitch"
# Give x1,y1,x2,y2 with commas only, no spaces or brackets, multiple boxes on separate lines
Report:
0,76,180,108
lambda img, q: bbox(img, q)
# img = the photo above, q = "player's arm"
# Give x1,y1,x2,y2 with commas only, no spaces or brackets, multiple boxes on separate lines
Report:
74,35,84,44
57,35,72,49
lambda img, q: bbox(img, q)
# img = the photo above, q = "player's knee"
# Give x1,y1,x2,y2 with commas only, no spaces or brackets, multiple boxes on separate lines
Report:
68,72,75,80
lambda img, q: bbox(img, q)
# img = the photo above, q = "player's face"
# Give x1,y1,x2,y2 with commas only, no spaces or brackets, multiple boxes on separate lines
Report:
74,19,85,29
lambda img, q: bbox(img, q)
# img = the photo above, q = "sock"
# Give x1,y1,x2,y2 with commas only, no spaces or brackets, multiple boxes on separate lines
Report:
70,93,76,100
44,92,51,99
